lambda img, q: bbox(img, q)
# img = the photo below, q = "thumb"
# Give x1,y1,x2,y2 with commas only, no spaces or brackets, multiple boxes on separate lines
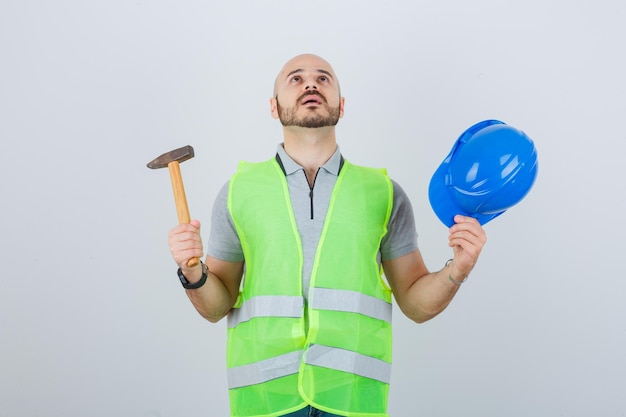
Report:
189,219,201,229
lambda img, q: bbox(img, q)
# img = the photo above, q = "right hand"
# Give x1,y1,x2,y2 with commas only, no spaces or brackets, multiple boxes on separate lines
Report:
168,219,204,275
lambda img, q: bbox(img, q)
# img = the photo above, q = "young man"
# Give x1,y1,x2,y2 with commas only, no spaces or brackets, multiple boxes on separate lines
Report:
168,53,487,417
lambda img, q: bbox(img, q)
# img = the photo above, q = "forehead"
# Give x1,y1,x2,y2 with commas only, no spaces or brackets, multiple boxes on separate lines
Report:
278,54,337,81
274,54,339,95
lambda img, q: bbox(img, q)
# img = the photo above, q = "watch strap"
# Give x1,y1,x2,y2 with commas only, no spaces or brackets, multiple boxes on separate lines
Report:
177,262,208,290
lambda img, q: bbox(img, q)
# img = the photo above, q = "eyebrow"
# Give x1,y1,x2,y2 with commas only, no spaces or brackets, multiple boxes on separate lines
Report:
285,68,334,80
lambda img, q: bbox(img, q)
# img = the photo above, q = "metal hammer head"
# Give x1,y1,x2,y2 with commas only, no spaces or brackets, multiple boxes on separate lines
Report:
147,145,195,169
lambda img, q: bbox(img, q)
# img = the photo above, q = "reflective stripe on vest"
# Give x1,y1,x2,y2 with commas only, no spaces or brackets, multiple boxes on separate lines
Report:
228,350,303,389
309,288,392,324
305,344,392,385
228,344,392,389
227,295,304,328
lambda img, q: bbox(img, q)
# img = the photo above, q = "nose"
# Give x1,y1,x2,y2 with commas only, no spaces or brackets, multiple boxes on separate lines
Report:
305,82,318,91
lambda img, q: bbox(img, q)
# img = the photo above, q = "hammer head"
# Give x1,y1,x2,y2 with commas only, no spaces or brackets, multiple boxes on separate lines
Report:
147,145,195,169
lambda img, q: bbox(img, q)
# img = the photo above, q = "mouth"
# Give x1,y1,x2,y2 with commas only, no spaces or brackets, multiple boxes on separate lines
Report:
300,93,324,106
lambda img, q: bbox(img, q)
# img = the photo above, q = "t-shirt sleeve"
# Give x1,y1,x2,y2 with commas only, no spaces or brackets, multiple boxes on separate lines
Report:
380,180,419,261
206,181,245,262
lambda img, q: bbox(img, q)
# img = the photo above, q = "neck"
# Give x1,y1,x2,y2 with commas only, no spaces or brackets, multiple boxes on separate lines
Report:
282,125,337,173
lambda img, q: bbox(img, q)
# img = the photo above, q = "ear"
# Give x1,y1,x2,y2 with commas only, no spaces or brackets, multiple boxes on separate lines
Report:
339,97,345,118
269,97,279,119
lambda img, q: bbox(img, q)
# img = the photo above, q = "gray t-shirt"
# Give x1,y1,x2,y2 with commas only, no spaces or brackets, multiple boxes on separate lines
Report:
207,145,418,296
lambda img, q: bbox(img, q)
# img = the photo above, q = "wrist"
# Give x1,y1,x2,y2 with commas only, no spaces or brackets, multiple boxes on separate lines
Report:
445,259,469,285
178,261,209,289
180,263,203,282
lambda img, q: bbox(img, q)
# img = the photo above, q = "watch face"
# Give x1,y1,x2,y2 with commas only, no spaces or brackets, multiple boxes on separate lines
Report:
177,268,189,284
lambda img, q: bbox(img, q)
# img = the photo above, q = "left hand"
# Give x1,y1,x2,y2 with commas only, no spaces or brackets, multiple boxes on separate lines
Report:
448,214,487,277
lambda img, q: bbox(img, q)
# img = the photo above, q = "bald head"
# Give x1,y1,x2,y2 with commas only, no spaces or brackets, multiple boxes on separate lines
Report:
270,53,345,128
273,54,341,96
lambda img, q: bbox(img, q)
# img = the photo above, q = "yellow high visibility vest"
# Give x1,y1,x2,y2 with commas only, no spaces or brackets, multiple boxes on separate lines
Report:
227,158,393,417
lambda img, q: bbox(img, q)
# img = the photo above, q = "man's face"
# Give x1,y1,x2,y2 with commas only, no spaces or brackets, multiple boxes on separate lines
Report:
271,54,344,128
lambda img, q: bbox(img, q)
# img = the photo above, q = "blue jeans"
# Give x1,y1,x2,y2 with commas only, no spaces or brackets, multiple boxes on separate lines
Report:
281,405,342,417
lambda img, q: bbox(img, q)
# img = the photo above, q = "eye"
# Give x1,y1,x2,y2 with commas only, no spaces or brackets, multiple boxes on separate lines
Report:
319,76,328,82
290,75,301,83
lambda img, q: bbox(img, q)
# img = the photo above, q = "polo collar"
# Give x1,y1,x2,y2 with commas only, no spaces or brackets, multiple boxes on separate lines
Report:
275,144,344,176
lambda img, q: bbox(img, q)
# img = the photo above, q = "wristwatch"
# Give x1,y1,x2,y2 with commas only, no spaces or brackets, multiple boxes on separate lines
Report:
177,261,208,290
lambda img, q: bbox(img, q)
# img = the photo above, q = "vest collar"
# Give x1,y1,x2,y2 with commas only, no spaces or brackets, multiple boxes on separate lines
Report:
275,143,344,177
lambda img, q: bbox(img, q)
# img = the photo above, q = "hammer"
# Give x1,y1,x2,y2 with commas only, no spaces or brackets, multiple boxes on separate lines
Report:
147,145,199,268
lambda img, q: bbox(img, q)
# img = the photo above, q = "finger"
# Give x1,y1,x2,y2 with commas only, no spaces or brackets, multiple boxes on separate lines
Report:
168,227,203,259
175,222,200,233
449,232,478,247
450,220,486,242
450,215,481,232
170,238,202,251
449,223,485,246
169,223,201,240
452,214,479,225
168,223,191,239
449,231,484,262
169,238,204,265
449,227,483,245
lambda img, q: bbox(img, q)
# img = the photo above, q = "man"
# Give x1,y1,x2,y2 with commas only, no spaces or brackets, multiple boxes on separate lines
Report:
168,53,487,417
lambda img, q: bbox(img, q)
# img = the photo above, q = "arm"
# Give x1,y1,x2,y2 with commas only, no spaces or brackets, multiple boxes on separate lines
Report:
383,215,486,323
168,220,243,323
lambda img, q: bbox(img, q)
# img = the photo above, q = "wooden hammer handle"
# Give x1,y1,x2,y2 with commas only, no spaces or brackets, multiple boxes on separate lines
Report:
168,161,200,268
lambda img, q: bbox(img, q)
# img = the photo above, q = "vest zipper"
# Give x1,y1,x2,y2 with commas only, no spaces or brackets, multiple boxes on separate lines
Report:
307,168,321,220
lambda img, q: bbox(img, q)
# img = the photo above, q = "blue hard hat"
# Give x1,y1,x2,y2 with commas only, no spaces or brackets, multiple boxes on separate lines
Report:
428,119,538,227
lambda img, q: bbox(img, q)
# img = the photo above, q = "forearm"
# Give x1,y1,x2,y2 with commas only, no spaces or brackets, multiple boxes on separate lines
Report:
181,259,242,323
400,260,466,323
185,275,236,323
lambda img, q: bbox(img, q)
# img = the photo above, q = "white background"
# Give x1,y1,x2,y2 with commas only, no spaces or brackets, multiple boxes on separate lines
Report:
1,1,625,416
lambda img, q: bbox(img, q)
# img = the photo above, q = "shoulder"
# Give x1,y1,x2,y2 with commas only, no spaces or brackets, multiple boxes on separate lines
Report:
381,178,418,260
391,179,411,206
389,179,415,223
